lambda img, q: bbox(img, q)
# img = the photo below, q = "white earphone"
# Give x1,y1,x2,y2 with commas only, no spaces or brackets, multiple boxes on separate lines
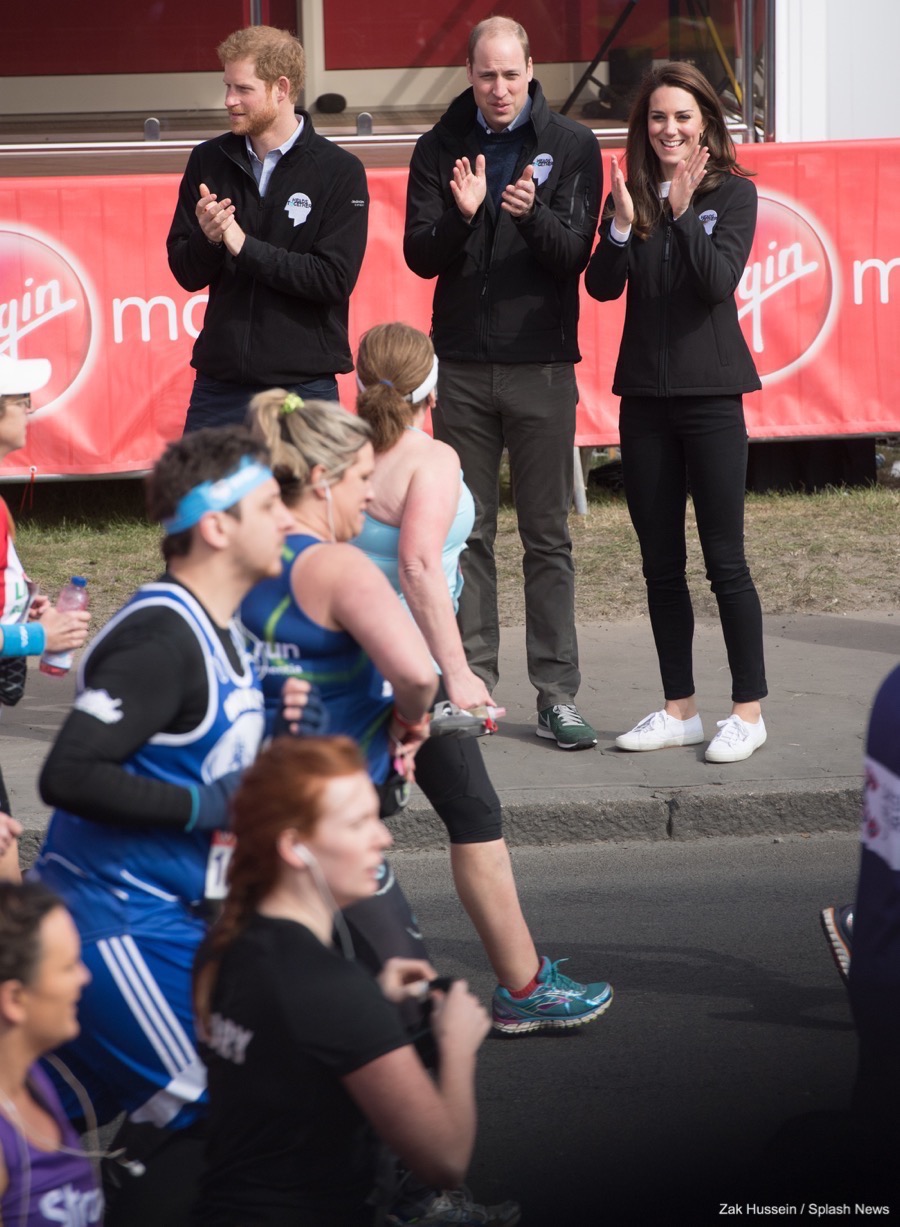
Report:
293,842,314,866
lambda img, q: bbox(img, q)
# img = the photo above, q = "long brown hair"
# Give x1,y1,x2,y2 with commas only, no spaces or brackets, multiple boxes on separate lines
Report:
355,324,435,453
612,61,753,240
194,736,366,1027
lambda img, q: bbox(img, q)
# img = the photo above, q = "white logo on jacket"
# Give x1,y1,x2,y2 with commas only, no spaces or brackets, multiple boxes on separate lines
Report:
699,210,718,235
532,154,554,186
285,193,312,226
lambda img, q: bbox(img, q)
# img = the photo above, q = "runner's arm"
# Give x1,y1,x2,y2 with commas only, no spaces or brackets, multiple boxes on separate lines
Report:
39,609,227,829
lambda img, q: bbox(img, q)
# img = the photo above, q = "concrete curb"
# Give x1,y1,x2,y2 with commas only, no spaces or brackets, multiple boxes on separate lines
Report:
381,781,860,849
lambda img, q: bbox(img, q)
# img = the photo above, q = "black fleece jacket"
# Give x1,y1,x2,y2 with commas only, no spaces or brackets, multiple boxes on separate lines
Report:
167,113,368,385
585,173,761,397
404,81,602,365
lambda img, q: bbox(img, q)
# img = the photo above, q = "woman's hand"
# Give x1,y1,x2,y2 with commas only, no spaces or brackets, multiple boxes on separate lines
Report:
377,957,437,1004
668,143,710,220
389,710,430,780
430,979,491,1055
277,677,313,736
39,606,90,654
609,155,634,230
443,667,495,713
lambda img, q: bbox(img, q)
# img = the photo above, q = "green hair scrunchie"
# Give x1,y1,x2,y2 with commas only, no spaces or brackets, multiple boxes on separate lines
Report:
280,393,304,416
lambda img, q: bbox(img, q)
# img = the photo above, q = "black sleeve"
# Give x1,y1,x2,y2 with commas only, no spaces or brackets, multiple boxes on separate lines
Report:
403,133,484,281
510,124,601,277
39,607,208,829
584,197,630,303
166,146,229,292
670,175,758,304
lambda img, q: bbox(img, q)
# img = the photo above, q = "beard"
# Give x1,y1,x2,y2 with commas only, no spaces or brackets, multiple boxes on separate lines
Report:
228,95,279,140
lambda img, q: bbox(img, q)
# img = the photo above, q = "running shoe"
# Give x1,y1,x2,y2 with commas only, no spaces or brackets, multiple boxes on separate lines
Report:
491,956,613,1034
386,1186,521,1225
820,904,853,985
705,714,767,763
536,704,597,750
615,709,704,751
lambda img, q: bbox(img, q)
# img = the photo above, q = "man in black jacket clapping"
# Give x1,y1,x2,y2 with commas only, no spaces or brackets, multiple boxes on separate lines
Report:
167,25,368,434
404,16,601,751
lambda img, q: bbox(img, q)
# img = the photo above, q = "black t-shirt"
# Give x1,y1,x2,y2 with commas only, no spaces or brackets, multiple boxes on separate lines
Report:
195,915,410,1227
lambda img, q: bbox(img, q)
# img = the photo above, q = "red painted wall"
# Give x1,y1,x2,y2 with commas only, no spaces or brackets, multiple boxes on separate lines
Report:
5,0,298,76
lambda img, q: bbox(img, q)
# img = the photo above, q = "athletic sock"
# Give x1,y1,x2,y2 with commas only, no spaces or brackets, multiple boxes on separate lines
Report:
506,964,541,998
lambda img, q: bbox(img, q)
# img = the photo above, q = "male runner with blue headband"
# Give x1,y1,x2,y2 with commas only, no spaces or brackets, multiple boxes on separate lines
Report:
33,427,305,1222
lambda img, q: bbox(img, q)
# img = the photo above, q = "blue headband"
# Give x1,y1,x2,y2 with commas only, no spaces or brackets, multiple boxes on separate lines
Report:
162,457,274,535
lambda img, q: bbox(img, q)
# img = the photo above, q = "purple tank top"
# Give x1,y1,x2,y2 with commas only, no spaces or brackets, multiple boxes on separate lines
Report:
0,1064,103,1226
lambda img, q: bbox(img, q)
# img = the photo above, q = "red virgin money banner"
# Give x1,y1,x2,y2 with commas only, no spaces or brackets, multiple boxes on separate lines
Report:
0,140,898,478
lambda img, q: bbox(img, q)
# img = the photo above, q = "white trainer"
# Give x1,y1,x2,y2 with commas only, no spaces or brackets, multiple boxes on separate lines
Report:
615,709,704,751
705,714,767,763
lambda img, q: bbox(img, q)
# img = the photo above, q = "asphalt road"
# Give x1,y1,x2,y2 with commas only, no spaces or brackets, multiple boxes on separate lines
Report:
392,833,883,1226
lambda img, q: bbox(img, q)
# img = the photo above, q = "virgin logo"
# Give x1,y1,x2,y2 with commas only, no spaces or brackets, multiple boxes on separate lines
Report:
0,226,97,413
737,194,839,383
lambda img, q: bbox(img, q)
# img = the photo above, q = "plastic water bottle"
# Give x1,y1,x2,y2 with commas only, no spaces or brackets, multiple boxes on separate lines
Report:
40,577,89,677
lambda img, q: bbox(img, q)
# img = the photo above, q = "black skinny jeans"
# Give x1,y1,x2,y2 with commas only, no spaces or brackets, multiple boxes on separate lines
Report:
619,394,767,704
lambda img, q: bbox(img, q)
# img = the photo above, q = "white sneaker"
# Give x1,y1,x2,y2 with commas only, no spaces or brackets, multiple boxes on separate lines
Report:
705,714,767,763
615,709,704,751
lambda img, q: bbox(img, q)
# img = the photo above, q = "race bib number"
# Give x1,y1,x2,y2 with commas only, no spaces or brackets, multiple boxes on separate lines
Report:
205,831,237,900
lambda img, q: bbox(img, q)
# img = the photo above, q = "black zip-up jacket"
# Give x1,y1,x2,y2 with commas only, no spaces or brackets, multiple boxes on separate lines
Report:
167,113,368,385
584,173,761,397
404,81,601,365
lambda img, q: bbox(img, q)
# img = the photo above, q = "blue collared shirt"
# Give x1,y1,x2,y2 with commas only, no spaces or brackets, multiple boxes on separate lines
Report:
246,117,304,197
475,94,533,135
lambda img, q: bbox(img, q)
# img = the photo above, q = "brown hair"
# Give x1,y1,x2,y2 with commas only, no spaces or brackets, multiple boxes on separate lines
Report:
467,16,530,65
194,736,366,1026
146,426,270,564
0,882,64,987
610,61,753,240
247,392,370,507
217,26,305,102
355,324,435,453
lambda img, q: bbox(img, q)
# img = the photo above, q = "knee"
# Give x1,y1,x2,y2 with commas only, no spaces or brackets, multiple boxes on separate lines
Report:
705,553,753,595
443,799,503,845
641,555,688,590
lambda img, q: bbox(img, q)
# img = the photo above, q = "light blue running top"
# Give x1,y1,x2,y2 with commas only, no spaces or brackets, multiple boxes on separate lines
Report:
352,475,475,617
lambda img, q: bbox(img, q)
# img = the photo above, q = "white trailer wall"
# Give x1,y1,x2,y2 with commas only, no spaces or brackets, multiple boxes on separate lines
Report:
775,0,900,141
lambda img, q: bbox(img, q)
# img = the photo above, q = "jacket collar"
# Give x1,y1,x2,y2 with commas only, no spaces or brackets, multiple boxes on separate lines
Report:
438,79,548,143
217,108,315,168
